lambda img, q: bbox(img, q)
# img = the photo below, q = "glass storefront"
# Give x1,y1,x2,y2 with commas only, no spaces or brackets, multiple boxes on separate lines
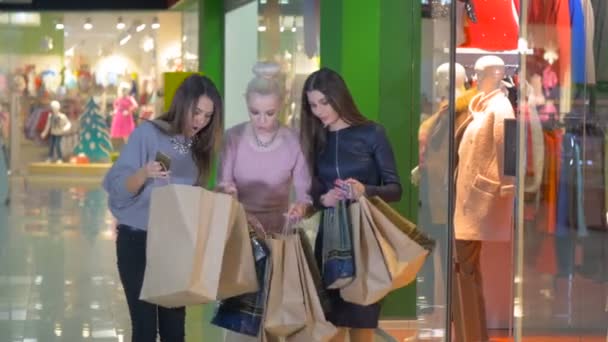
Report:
418,0,608,340
416,1,454,340
0,11,191,174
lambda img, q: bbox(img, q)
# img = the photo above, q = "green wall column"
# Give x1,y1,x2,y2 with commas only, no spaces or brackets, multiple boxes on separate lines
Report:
199,0,224,93
320,0,421,318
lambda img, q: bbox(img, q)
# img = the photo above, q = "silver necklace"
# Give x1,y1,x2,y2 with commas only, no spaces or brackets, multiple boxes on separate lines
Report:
252,127,279,148
170,136,193,154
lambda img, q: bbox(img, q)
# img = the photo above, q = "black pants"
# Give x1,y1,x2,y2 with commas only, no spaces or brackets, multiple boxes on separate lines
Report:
116,225,186,342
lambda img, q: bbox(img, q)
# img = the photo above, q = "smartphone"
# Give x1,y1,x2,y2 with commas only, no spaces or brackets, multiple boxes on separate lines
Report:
155,151,171,171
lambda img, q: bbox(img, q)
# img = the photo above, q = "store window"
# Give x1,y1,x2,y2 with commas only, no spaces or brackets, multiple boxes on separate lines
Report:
514,0,608,340
0,10,192,175
415,0,455,340
425,0,608,340
257,0,319,129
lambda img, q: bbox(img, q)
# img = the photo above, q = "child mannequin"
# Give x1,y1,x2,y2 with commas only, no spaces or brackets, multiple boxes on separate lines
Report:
41,100,71,163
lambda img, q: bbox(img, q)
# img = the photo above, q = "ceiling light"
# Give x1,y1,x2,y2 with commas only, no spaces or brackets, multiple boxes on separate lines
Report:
116,16,125,30
136,23,146,32
55,20,64,30
258,25,267,32
83,17,92,30
119,34,131,46
151,17,160,29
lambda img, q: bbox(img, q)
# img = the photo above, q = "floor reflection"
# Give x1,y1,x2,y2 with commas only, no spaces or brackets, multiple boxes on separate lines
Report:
0,180,126,342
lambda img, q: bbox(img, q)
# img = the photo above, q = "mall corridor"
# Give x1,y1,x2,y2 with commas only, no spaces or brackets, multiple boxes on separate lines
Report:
0,179,132,341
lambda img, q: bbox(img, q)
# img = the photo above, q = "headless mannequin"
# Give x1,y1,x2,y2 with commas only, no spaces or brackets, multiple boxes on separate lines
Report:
41,100,71,163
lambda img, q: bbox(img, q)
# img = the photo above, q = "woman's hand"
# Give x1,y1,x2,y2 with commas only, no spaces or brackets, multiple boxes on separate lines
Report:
216,182,238,197
287,202,309,221
143,161,170,178
320,188,345,208
246,213,265,237
344,178,366,199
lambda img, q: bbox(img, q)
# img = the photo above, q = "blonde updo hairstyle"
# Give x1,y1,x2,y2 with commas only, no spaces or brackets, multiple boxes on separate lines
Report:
245,61,283,101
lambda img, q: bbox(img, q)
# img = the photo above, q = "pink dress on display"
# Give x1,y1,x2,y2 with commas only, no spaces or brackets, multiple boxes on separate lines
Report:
111,96,137,138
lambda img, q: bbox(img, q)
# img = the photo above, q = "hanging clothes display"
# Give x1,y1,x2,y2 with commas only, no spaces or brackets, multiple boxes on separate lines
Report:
590,0,608,82
571,0,587,85
581,0,596,84
459,0,520,51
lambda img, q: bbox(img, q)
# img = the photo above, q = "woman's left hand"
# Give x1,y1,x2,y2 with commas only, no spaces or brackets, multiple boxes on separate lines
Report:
345,178,366,199
287,202,309,221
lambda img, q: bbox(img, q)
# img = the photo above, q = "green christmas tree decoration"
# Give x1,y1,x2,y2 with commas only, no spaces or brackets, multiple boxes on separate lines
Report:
74,98,112,162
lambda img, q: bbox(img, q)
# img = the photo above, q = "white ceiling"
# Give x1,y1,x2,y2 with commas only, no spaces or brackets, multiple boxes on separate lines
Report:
62,12,164,59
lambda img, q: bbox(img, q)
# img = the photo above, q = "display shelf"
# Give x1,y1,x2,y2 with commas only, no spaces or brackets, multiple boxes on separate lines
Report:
28,162,111,178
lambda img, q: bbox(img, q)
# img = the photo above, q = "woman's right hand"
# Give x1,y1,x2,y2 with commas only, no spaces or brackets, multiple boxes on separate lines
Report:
142,161,170,178
216,182,238,197
320,188,345,208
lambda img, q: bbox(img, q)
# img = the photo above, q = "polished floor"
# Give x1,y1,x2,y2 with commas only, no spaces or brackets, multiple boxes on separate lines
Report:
0,178,606,342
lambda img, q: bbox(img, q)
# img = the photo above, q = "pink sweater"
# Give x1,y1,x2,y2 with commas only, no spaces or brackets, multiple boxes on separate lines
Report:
454,89,515,241
218,122,312,233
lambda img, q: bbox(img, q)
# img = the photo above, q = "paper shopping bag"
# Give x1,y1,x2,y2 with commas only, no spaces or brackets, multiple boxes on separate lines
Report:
363,196,433,289
340,201,392,306
264,235,307,337
287,233,337,342
218,206,258,299
140,184,255,307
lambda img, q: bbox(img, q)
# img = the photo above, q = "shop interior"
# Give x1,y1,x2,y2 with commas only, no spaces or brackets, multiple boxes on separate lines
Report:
417,0,608,340
0,11,194,177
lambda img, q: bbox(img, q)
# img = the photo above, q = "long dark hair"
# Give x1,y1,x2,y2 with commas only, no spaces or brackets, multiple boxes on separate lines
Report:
156,75,223,186
300,67,370,172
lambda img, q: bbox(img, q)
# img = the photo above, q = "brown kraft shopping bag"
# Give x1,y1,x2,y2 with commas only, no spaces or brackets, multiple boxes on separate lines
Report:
218,202,259,299
264,235,307,337
287,233,337,342
361,196,430,289
340,201,392,306
140,184,243,307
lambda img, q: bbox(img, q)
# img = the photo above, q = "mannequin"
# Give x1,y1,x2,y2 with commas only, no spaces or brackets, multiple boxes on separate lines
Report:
110,83,138,143
452,55,515,342
435,62,467,104
413,62,478,318
41,100,72,163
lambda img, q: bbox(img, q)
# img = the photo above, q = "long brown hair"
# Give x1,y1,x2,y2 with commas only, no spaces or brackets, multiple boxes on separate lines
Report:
156,75,223,186
299,67,370,172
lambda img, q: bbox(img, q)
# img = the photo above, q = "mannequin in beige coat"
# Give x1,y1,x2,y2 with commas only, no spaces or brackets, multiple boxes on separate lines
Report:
452,55,515,342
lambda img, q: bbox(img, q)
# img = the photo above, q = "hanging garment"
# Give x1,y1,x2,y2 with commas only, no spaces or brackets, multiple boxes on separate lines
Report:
454,89,516,241
459,0,519,51
539,130,562,234
582,129,606,230
590,0,608,82
571,0,587,84
581,0,597,84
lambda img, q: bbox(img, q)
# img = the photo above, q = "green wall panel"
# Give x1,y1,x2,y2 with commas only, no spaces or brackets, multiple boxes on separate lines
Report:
319,0,342,72
320,0,421,319
340,0,380,121
0,13,64,55
377,0,421,319
199,0,224,93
